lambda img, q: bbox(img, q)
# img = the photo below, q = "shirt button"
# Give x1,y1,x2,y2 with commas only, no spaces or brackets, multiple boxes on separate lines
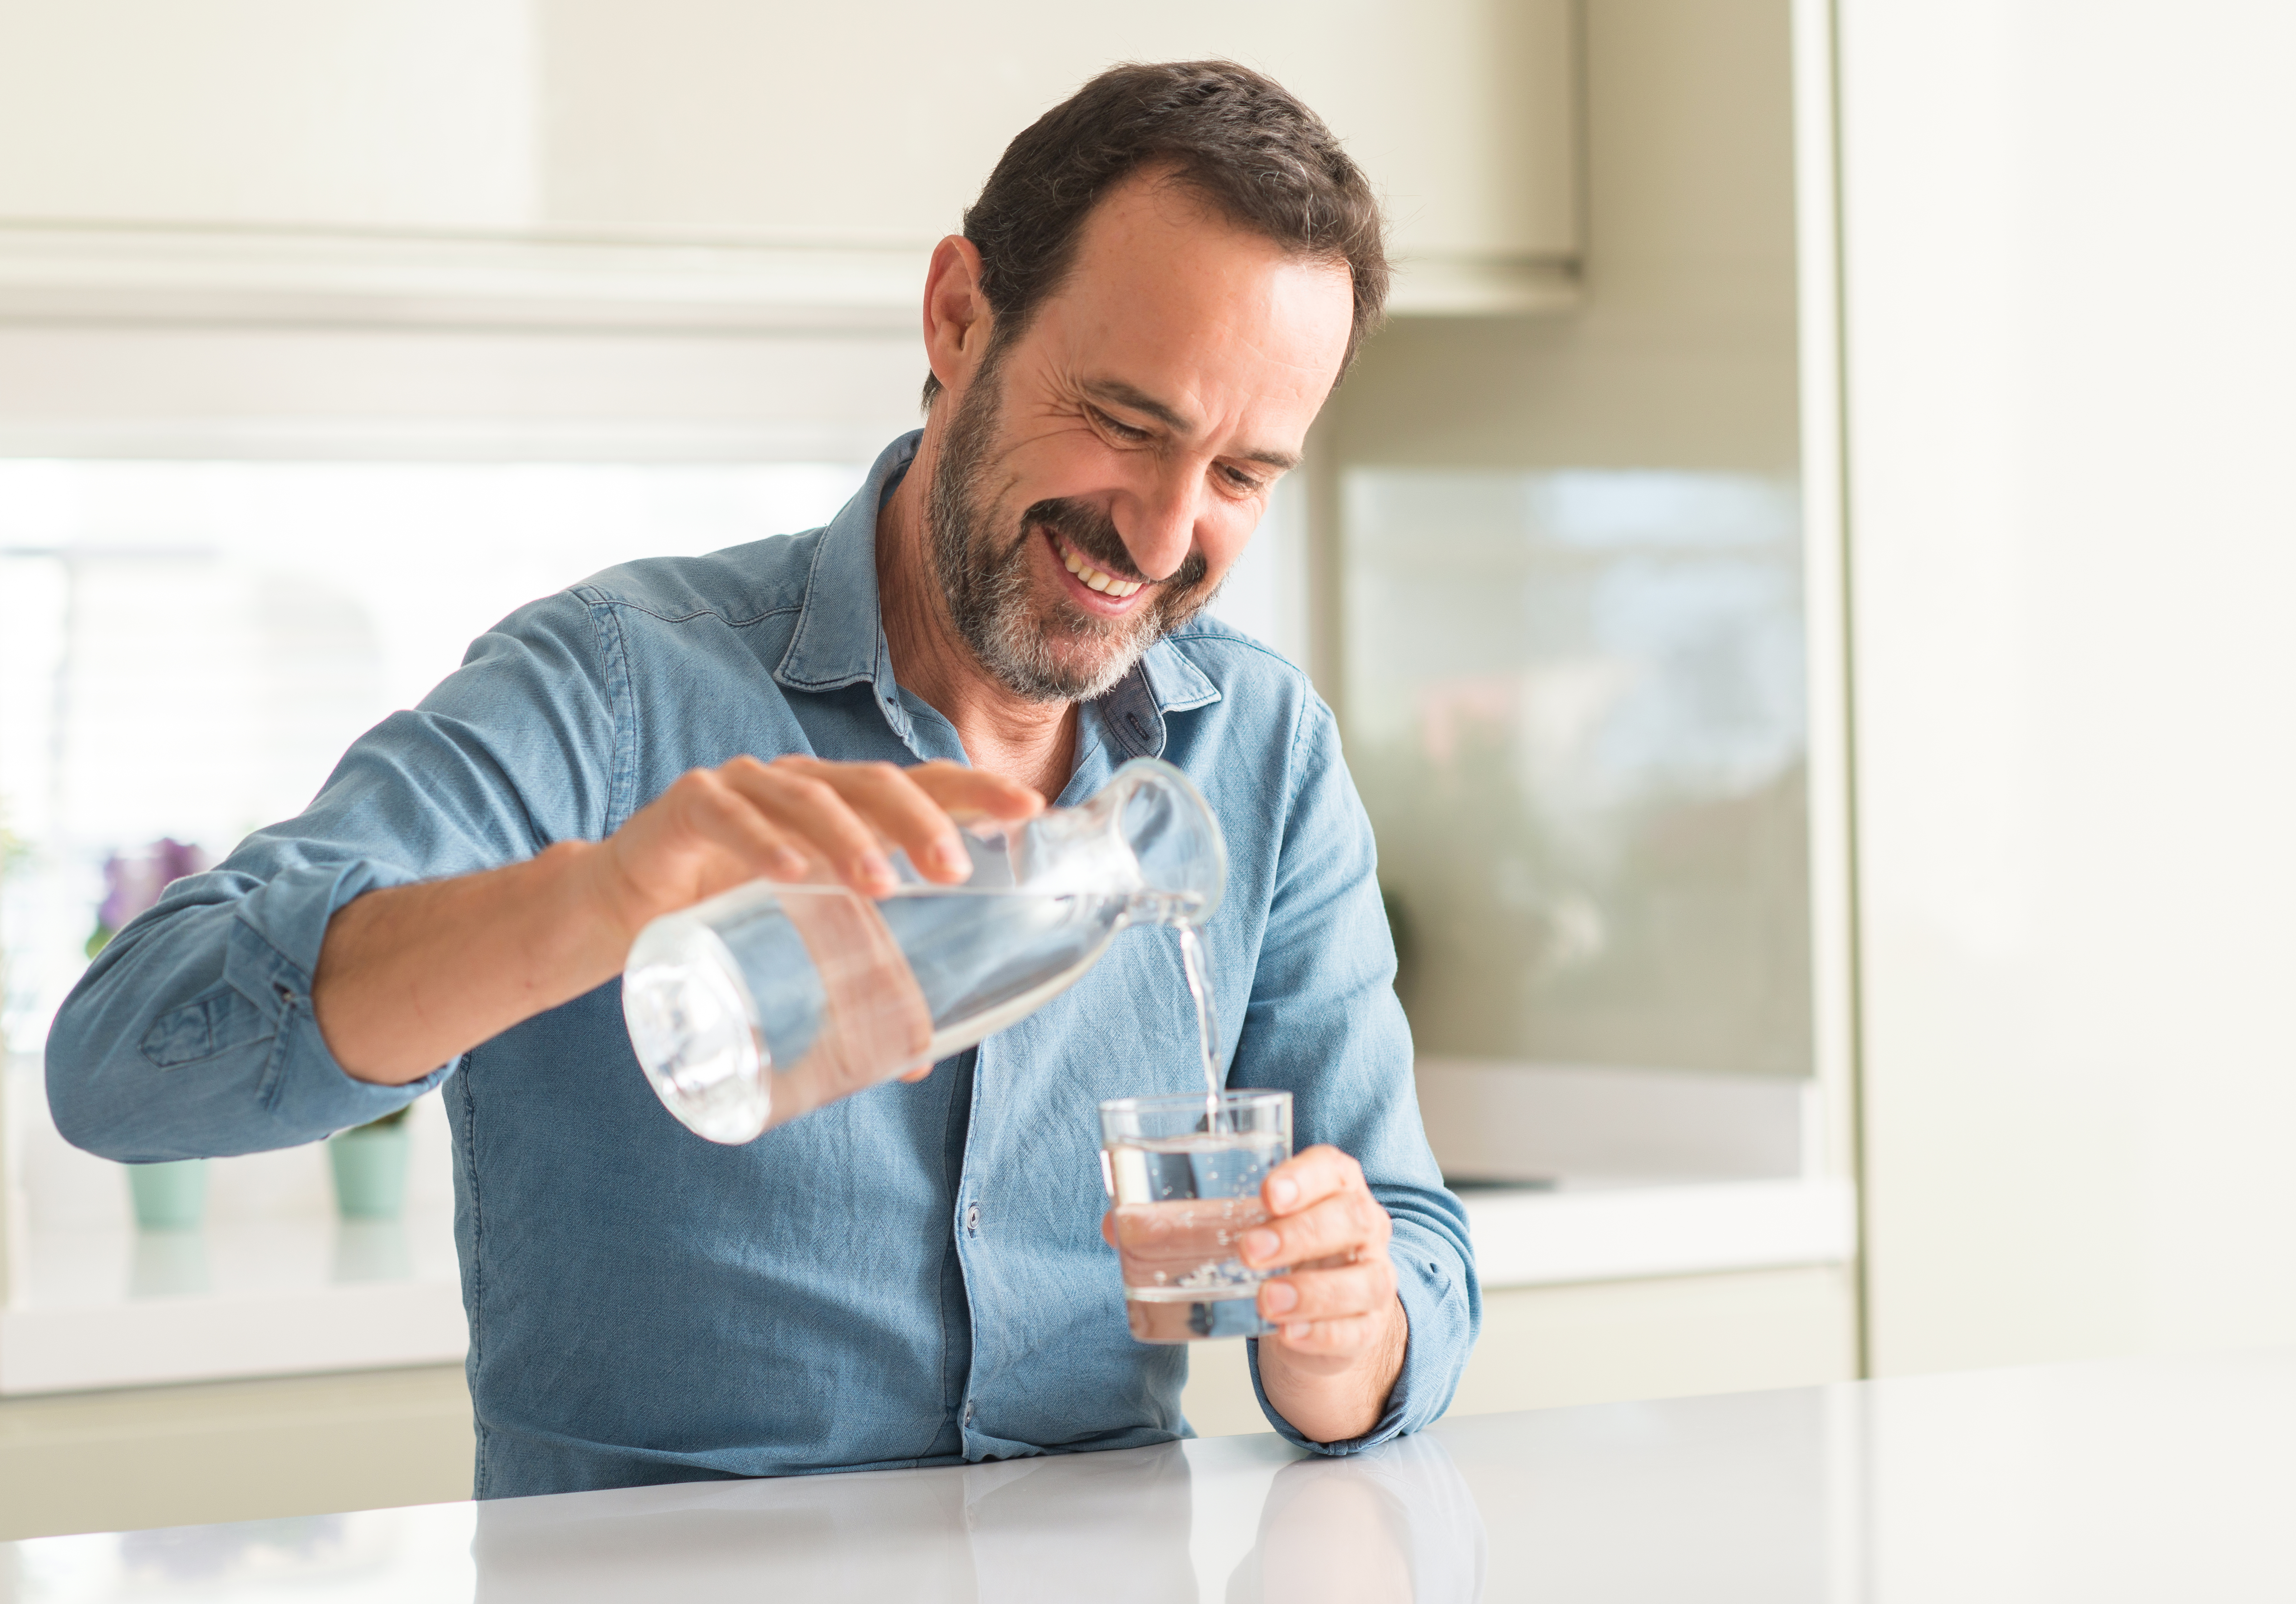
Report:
965,1202,980,1236
963,1400,975,1426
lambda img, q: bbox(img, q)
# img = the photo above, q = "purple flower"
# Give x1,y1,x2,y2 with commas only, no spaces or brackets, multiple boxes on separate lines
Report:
94,838,211,934
154,837,209,886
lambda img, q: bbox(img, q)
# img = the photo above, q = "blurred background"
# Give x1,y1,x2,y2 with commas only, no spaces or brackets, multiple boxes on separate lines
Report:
1,0,2291,1545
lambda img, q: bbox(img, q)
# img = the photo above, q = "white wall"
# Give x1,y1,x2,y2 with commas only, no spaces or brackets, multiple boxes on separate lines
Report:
1838,1,2296,1374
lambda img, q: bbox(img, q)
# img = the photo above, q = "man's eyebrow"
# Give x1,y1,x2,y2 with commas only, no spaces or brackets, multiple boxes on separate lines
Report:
1081,379,1300,473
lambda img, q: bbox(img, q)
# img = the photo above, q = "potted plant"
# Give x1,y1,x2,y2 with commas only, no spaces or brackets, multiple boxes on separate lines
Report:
328,1104,414,1220
86,838,209,958
126,1158,209,1231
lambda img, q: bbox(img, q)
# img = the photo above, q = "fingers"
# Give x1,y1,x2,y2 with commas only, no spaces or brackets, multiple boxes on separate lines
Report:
614,755,1047,921
654,768,813,885
749,757,1046,893
773,757,965,887
1240,1145,1397,1355
1244,1145,1392,1271
901,761,1045,828
1261,1305,1393,1358
1258,1144,1363,1217
1256,1254,1397,1328
717,758,899,893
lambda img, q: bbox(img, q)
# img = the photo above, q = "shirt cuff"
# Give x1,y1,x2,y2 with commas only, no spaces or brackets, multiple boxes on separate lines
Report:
226,857,457,1138
1245,1234,1470,1457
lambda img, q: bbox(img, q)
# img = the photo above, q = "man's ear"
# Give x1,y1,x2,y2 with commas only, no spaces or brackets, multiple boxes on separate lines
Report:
922,235,994,398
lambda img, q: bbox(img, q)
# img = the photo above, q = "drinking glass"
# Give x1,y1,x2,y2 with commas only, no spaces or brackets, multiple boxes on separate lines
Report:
1099,1089,1293,1341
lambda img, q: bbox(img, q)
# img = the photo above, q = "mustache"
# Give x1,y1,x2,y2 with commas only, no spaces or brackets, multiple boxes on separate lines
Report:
1022,498,1208,593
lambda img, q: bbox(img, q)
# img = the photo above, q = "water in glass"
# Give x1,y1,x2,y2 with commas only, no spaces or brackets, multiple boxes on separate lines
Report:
1101,1088,1293,1342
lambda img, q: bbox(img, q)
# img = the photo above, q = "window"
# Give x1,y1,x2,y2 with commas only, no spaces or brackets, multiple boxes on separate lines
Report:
0,458,869,1053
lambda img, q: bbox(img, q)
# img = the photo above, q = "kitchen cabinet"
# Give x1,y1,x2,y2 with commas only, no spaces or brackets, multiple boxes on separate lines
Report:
0,0,1579,317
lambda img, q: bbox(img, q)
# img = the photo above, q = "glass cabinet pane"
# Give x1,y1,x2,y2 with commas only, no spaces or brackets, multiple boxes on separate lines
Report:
1344,468,1811,1078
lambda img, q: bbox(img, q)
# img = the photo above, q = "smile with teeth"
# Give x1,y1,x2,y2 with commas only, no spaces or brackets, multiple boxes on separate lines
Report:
1054,534,1145,598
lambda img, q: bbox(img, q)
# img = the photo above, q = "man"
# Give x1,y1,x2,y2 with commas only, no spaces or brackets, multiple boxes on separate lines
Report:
49,61,1478,1494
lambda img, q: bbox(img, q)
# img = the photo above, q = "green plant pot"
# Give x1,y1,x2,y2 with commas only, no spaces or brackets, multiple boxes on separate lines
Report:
126,1159,208,1231
329,1125,412,1220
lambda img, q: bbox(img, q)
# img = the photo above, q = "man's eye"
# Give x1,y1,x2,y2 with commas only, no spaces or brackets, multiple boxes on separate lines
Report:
1219,465,1265,494
1092,409,1150,442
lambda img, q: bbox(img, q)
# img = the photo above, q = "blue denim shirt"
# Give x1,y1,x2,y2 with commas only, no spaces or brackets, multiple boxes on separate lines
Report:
46,432,1479,1497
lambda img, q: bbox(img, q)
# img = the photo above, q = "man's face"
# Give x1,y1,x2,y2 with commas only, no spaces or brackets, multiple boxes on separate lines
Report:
928,175,1355,702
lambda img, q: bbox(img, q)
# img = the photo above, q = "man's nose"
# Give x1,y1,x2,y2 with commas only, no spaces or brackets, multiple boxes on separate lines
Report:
1118,466,1199,584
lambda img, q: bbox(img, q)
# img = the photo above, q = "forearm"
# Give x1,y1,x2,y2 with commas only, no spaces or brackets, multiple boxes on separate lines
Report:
313,758,1043,1086
1256,1294,1409,1445
313,840,629,1084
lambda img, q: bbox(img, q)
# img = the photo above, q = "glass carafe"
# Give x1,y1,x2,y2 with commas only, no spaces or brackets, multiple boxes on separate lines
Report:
622,758,1226,1143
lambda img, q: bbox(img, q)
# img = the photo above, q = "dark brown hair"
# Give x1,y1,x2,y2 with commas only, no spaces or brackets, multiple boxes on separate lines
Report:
922,59,1388,409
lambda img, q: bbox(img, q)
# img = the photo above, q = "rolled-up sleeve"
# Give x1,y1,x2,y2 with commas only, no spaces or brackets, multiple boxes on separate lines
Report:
45,590,621,1161
1233,700,1481,1453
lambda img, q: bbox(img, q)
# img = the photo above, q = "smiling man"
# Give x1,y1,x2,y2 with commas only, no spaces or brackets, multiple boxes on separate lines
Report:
49,61,1479,1494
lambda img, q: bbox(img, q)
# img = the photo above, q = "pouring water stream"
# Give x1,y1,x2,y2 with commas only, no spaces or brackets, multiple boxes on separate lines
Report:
1174,924,1223,1133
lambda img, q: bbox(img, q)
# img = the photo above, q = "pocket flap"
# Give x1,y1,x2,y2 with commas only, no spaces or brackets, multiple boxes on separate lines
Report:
140,984,272,1069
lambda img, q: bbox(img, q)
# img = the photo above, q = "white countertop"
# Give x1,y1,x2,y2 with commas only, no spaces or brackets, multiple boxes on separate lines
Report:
0,1210,467,1395
1,1061,468,1394
8,1347,2292,1600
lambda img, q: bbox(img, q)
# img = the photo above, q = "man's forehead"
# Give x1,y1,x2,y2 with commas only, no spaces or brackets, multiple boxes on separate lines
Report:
1025,175,1350,429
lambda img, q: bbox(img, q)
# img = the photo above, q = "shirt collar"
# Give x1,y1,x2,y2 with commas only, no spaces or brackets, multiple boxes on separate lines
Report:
1099,636,1221,761
773,432,916,696
773,429,1223,754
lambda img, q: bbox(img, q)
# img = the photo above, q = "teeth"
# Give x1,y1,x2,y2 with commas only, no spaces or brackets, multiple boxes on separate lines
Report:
1055,537,1142,600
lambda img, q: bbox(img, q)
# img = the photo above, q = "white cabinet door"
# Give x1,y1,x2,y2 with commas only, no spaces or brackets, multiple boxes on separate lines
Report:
536,0,1578,261
0,0,540,230
0,1,1578,305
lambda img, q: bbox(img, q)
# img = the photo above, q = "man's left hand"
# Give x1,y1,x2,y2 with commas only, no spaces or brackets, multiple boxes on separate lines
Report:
1241,1145,1409,1442
1242,1144,1399,1356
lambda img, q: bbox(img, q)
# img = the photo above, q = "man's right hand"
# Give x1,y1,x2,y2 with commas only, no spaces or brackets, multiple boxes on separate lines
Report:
314,757,1043,1086
583,755,1044,943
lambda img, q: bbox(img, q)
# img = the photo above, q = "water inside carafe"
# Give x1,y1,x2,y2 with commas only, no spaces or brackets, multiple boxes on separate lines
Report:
622,756,1226,1143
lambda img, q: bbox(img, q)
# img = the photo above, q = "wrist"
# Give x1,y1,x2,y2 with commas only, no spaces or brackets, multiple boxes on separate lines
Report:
533,840,647,983
1259,1294,1410,1445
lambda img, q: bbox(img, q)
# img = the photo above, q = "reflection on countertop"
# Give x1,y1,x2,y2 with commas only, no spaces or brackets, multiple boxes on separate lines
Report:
2,1429,1481,1603
10,1348,2296,1600
463,1432,1481,1603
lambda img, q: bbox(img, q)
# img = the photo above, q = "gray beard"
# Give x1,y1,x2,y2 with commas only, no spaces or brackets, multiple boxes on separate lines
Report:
926,362,1212,704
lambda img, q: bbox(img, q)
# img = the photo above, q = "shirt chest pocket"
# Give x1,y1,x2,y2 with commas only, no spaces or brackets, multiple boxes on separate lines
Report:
141,983,273,1069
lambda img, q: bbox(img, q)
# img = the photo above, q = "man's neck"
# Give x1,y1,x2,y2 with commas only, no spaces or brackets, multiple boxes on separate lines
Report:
876,422,1079,802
